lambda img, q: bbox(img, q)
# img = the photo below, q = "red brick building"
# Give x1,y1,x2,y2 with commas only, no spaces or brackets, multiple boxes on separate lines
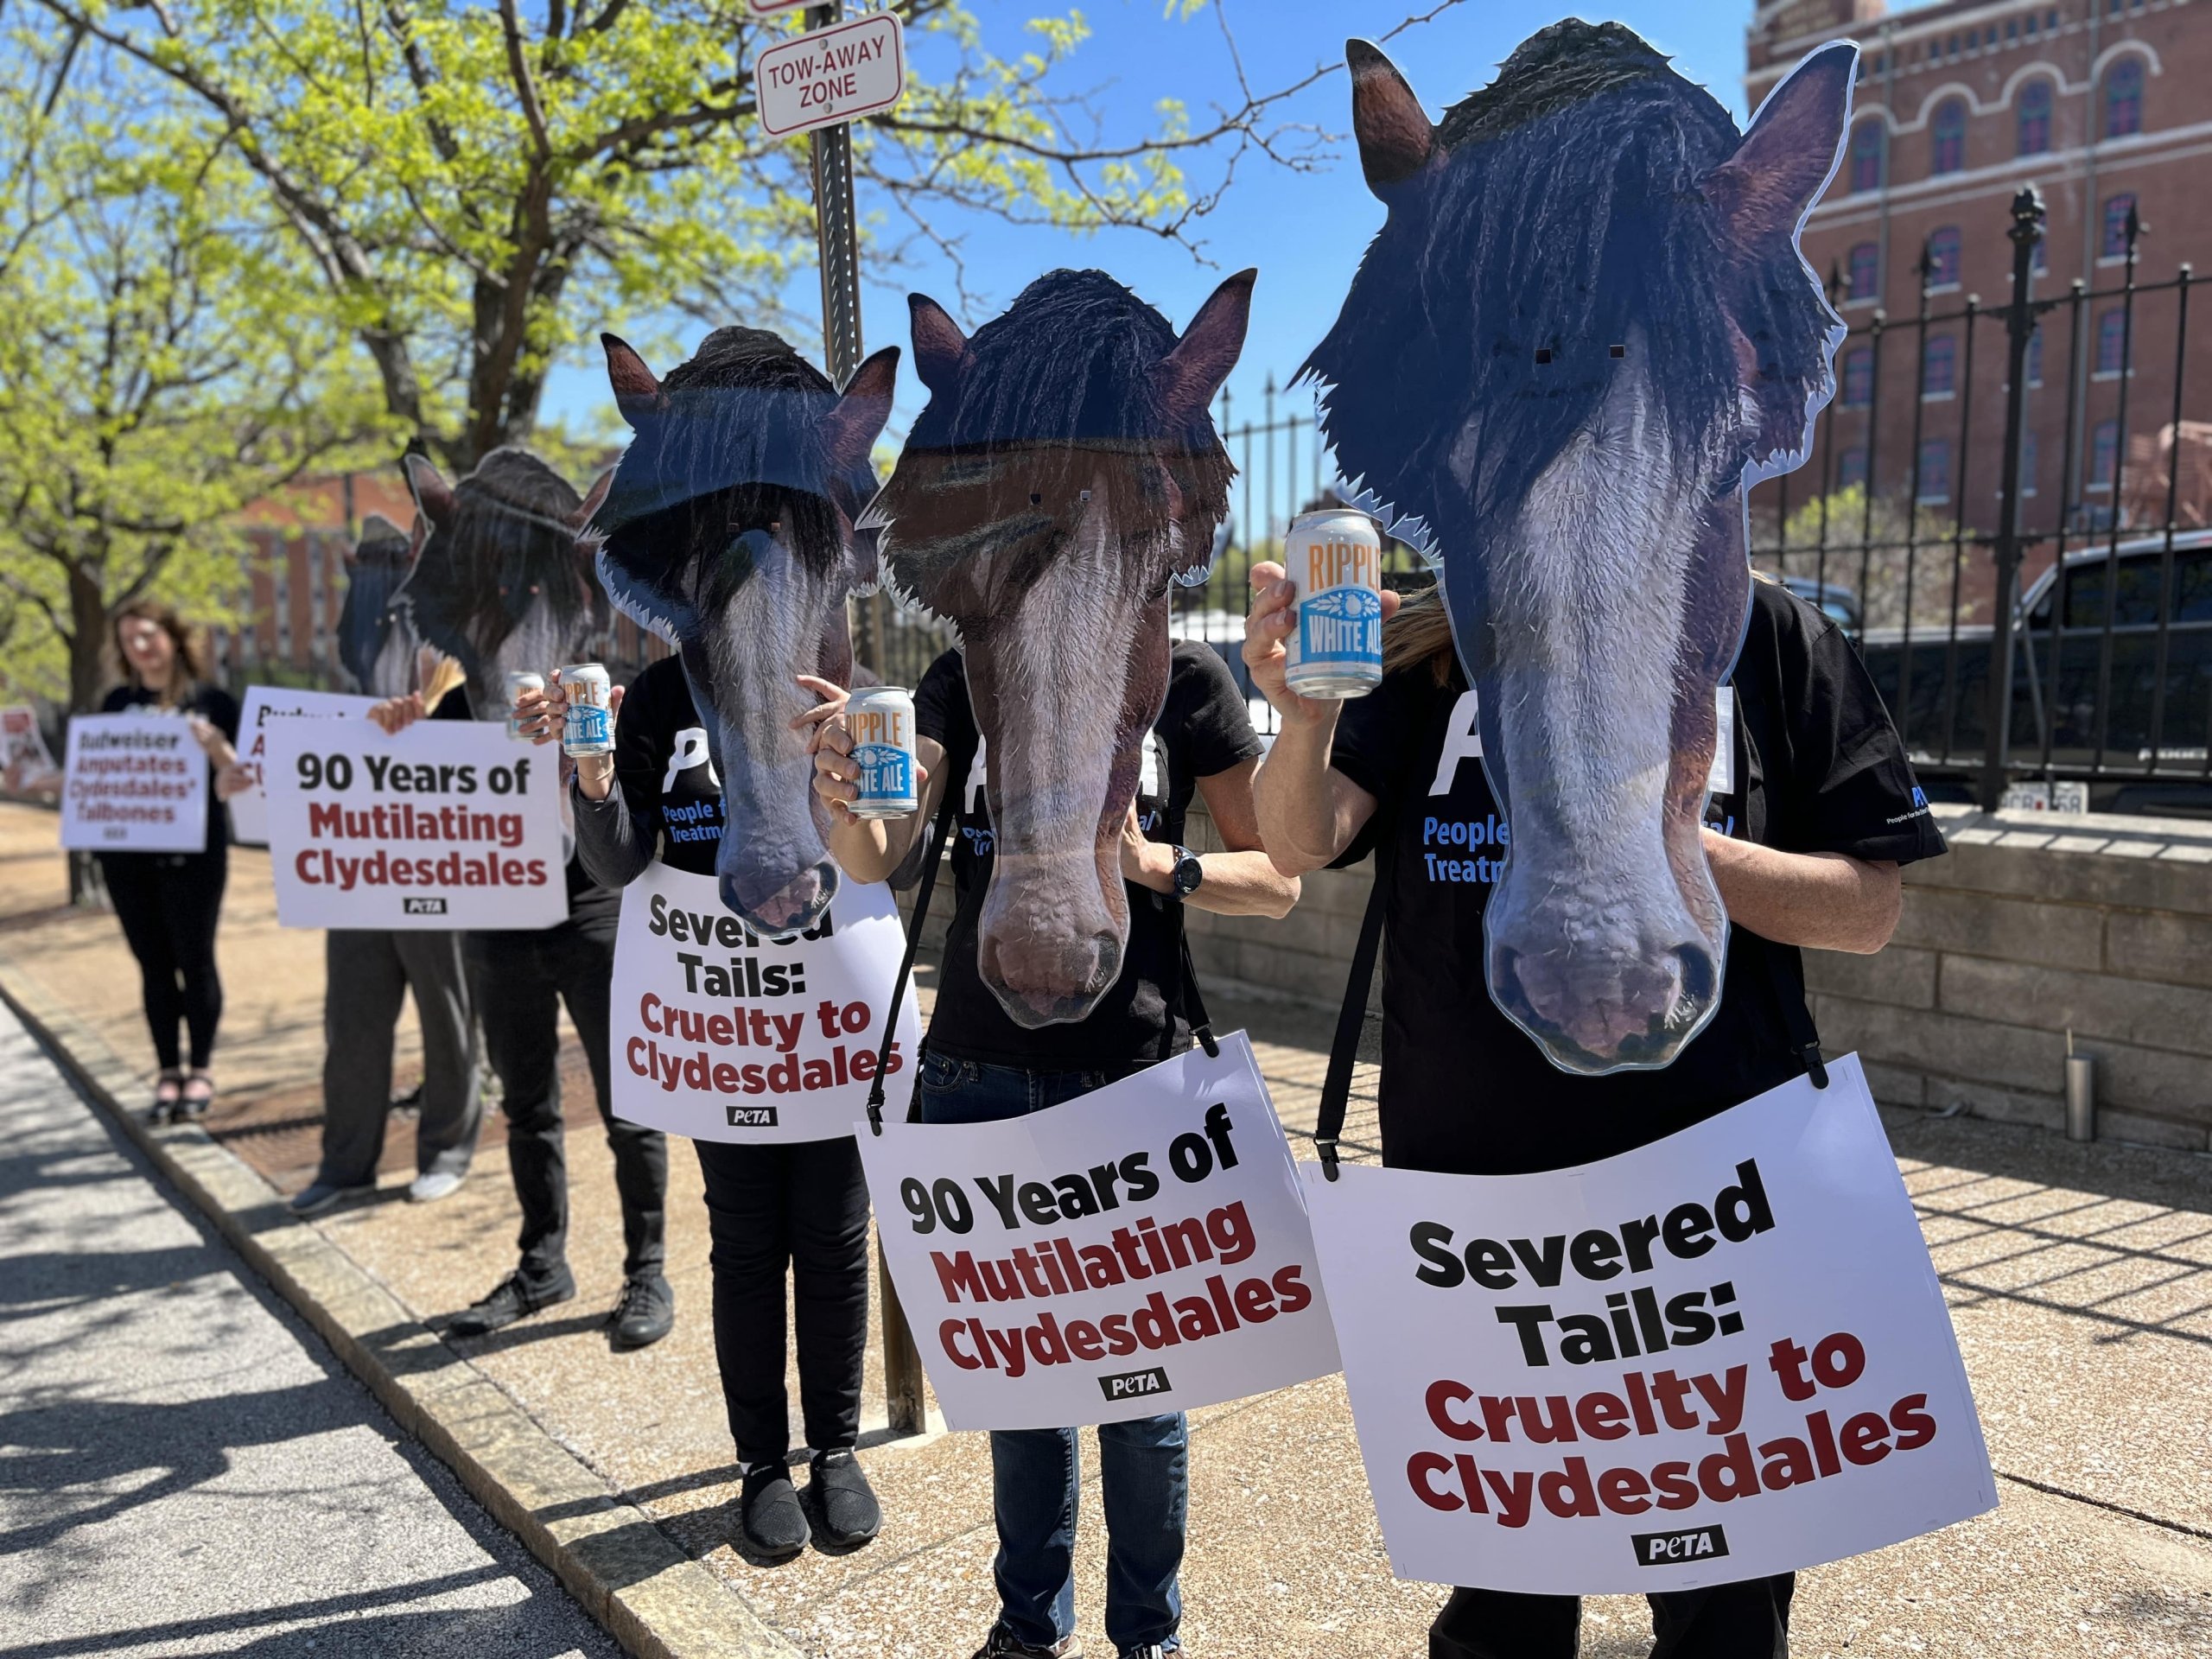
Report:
1749,0,2212,553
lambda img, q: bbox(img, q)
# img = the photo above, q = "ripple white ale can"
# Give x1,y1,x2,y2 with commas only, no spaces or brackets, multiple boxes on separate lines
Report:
504,671,544,741
1281,508,1384,699
560,663,613,757
844,687,918,819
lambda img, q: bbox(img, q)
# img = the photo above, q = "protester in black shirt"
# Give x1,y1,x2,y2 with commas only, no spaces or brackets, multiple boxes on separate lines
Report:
99,600,250,1122
1245,570,1945,1658
529,656,884,1560
809,638,1297,1659
369,682,671,1351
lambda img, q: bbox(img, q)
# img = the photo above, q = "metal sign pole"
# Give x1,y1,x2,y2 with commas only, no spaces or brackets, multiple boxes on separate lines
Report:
796,0,920,1438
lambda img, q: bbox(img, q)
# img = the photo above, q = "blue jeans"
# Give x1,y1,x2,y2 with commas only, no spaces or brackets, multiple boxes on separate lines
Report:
919,1052,1187,1657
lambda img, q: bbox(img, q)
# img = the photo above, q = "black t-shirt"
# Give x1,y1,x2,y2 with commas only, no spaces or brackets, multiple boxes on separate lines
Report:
914,640,1263,1070
432,685,614,921
99,682,240,855
1330,579,1946,1179
609,656,724,877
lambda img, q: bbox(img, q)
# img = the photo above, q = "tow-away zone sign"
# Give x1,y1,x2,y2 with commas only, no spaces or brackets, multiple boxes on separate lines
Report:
754,10,906,138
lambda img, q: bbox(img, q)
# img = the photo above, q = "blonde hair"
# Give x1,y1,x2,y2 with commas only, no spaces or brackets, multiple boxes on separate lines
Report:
1382,584,1457,685
110,599,204,709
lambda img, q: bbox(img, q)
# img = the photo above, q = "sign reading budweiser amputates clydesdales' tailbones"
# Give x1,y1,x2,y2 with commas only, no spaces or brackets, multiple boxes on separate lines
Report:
60,710,207,854
858,1033,1341,1430
263,716,568,931
609,861,918,1143
1304,1055,1995,1595
226,687,381,847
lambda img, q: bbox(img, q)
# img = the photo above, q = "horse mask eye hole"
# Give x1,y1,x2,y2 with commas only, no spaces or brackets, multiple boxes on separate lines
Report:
1030,493,1042,506
1610,343,1627,359
1534,348,1552,365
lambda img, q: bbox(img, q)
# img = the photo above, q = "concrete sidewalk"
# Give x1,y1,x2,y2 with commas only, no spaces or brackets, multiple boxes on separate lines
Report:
5,803,2211,1657
0,995,620,1657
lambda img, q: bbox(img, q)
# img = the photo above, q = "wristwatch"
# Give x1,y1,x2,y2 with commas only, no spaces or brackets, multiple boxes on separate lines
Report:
1169,845,1204,899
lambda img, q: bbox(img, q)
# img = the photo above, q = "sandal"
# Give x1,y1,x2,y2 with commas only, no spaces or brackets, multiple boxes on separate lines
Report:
149,1071,184,1125
176,1071,215,1122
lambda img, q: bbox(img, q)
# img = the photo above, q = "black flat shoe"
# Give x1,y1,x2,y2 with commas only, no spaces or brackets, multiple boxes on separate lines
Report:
175,1071,214,1122
809,1447,880,1548
607,1274,674,1351
738,1462,810,1560
448,1267,576,1337
148,1071,184,1125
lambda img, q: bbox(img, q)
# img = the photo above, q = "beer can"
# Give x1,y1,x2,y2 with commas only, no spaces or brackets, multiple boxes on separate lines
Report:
843,686,918,819
504,671,544,741
560,663,614,757
1281,508,1384,699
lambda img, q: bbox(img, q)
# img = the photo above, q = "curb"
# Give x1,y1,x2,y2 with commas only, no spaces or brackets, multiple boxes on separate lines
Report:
0,957,803,1659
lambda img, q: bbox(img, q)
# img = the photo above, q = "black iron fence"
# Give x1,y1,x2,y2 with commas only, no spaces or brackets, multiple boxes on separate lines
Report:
1752,187,2212,815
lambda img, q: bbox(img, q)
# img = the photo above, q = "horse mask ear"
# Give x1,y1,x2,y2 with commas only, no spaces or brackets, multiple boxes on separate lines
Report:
601,333,666,429
569,467,614,534
822,346,900,478
1706,40,1854,250
908,296,969,397
1347,39,1433,194
1155,269,1255,429
404,454,456,531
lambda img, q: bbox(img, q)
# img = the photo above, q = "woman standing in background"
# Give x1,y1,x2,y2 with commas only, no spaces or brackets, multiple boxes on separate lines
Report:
98,600,251,1122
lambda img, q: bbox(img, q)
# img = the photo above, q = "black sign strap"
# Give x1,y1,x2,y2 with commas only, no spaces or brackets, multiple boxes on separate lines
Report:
866,786,960,1135
1316,842,1389,1182
1179,926,1220,1060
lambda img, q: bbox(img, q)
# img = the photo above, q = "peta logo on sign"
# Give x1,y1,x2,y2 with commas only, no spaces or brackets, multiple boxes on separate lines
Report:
1098,1366,1171,1402
1631,1525,1730,1567
402,896,448,916
726,1105,781,1129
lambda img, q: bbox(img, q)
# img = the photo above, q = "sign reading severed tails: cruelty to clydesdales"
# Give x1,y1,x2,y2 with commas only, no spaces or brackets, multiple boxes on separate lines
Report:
753,10,906,138
1304,1056,1996,1595
858,1034,1341,1430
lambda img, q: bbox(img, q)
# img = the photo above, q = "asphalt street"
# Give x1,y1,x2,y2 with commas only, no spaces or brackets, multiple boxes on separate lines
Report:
0,1001,622,1659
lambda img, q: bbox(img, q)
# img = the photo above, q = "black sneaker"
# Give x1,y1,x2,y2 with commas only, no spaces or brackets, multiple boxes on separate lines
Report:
973,1630,1081,1658
739,1461,810,1560
608,1274,674,1351
447,1267,575,1337
808,1447,880,1548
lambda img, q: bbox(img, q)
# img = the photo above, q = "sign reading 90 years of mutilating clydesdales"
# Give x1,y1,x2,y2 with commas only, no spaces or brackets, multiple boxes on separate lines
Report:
859,1034,1341,1431
1304,1056,1996,1595
262,716,568,931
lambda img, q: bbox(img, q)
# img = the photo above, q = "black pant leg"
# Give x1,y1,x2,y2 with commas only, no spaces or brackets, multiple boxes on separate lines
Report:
551,912,667,1277
395,929,480,1176
1647,1573,1795,1659
1429,1587,1582,1659
467,931,569,1281
694,1140,795,1465
319,931,409,1186
159,850,226,1068
100,855,184,1071
787,1136,870,1455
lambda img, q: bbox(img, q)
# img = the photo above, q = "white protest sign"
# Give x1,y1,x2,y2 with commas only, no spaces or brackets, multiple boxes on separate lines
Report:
754,10,906,138
263,718,567,931
747,0,809,13
0,705,62,798
610,861,919,1142
1305,1055,1994,1594
858,1033,1341,1431
60,711,207,854
227,687,381,847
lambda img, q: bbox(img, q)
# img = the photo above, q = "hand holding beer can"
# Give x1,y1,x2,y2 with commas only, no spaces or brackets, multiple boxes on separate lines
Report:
504,671,545,741
1281,508,1384,699
560,663,614,757
843,687,918,819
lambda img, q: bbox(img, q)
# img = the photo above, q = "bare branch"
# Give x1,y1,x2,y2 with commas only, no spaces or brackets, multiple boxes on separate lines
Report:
498,0,553,158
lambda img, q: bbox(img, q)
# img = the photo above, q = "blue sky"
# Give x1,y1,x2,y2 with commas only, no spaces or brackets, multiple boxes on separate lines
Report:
540,3,1759,442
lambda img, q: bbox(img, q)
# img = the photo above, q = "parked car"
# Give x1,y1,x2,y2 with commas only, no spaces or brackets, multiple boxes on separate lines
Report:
1856,531,2212,815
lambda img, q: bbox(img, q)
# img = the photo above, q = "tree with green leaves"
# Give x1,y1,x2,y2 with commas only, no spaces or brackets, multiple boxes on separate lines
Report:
1759,484,1980,632
0,30,395,712
22,0,1463,472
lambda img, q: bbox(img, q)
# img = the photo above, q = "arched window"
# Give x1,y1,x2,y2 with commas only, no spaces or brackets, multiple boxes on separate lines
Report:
1927,226,1962,289
2018,80,2053,156
2102,194,2139,259
1840,347,1874,406
1932,99,1967,174
2090,420,2120,488
1917,438,1954,503
1851,120,1885,193
1923,335,1957,397
2097,309,2130,375
1847,242,1880,302
2106,58,2144,138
